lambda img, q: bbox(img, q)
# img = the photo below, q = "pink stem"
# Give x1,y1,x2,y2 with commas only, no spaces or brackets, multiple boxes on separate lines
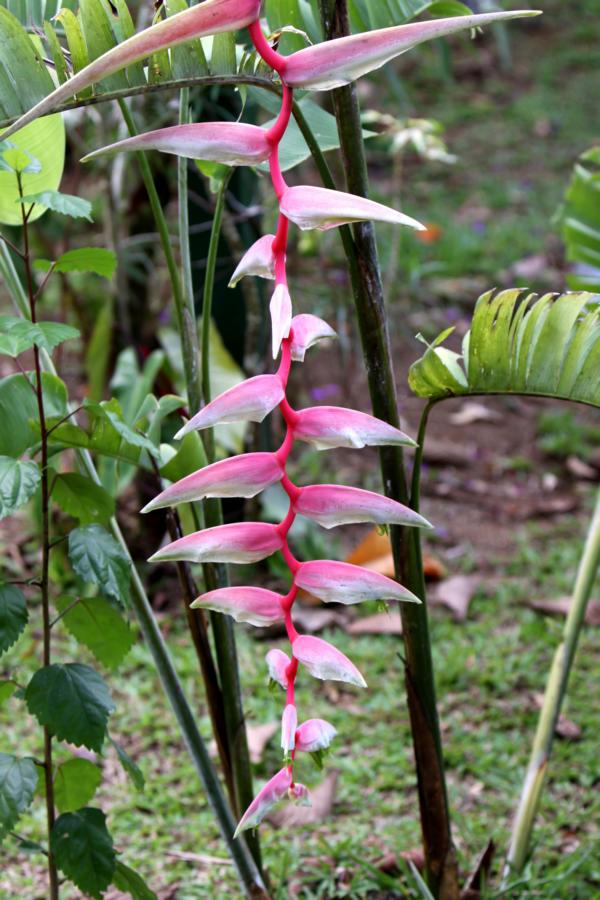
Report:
248,20,288,75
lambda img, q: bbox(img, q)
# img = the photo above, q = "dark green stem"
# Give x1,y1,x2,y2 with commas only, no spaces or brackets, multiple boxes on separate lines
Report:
18,174,59,900
317,4,458,896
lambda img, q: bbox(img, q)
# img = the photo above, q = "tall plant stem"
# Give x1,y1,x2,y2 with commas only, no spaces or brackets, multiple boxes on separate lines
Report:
1,240,268,900
316,5,458,896
18,176,59,900
120,100,259,861
504,489,600,878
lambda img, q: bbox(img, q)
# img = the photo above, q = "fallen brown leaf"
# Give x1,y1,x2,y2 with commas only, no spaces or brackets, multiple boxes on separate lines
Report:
346,529,391,566
346,611,402,635
423,438,477,467
450,402,500,427
346,528,444,582
532,692,581,740
529,597,600,626
429,575,482,621
292,605,348,633
566,455,598,481
246,722,278,764
268,770,339,828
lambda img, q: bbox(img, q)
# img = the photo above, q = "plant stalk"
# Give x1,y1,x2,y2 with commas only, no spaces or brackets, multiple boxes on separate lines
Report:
121,101,259,857
18,176,59,900
504,489,600,878
316,4,458,896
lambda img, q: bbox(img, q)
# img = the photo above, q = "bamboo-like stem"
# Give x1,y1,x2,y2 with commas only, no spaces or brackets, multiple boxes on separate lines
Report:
1,239,268,899
17,176,59,900
316,4,458,896
121,100,259,861
504,489,600,878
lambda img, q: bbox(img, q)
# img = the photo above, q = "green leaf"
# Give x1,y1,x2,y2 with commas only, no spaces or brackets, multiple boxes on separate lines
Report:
18,190,93,221
56,595,134,670
54,758,102,813
426,1,473,16
53,473,115,525
25,663,115,751
561,145,600,291
109,737,144,791
0,753,37,843
51,808,116,898
84,398,157,457
112,860,157,900
69,525,131,604
0,371,67,458
0,681,17,705
0,7,55,116
0,457,40,519
34,247,117,279
0,584,28,655
409,289,600,408
0,113,65,226
43,21,70,86
0,318,80,356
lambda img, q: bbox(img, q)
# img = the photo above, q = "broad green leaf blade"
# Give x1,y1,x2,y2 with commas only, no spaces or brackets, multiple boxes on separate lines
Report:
18,190,93,220
56,595,134,670
0,681,17,705
0,456,41,519
166,0,208,78
54,758,102,813
25,663,115,751
0,115,65,225
53,473,115,524
0,7,55,114
562,146,600,291
51,808,116,898
110,737,145,791
409,289,600,407
35,247,117,278
0,584,28,655
84,398,158,456
0,371,68,457
68,524,131,604
43,21,70,86
0,753,37,843
112,861,157,900
79,0,129,92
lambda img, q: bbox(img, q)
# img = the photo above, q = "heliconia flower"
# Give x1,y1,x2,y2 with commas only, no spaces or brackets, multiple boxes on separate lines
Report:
190,586,284,626
2,0,262,140
281,704,298,752
294,484,432,530
280,185,424,232
294,559,420,605
234,767,292,837
229,234,277,288
294,405,416,450
148,522,283,565
270,284,293,359
295,718,337,753
283,11,540,92
288,782,311,806
141,453,283,511
293,634,367,687
81,123,271,166
289,314,337,362
266,649,292,689
175,374,285,438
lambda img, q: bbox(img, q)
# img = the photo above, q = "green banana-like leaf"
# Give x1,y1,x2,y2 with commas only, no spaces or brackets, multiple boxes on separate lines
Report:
408,289,600,407
562,147,600,293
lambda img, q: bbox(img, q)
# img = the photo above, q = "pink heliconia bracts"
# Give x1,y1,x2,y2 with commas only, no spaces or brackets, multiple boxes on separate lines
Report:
129,5,538,837
82,123,271,166
191,587,284,627
2,0,262,140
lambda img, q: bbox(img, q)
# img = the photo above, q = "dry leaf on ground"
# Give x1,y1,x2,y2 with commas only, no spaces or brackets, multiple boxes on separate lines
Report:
345,611,402,635
449,402,501,427
429,575,482,621
268,770,339,828
529,597,600,626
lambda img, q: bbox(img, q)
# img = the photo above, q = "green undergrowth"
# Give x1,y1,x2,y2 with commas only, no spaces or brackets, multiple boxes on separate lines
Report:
1,507,598,898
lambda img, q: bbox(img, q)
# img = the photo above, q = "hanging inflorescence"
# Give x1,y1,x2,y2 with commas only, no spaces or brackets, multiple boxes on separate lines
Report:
15,0,537,834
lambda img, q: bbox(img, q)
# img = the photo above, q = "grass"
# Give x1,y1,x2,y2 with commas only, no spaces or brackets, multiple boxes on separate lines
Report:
1,506,599,898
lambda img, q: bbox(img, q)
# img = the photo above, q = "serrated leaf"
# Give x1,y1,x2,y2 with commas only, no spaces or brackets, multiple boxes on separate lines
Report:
0,681,17,705
0,584,28,655
69,525,131,605
51,808,116,898
35,248,117,279
110,737,144,791
0,318,80,357
54,758,102,813
112,861,157,900
84,399,157,456
0,754,37,843
18,191,93,221
56,595,134,670
409,290,600,407
53,473,115,525
0,371,68,458
0,457,41,519
25,663,115,751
